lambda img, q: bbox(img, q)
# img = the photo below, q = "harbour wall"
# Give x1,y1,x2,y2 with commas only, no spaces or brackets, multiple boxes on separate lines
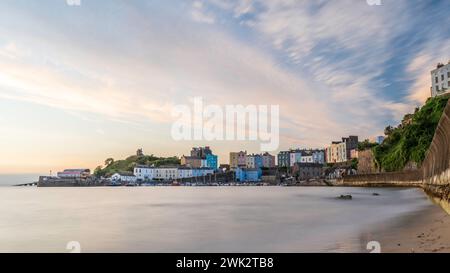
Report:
341,99,450,200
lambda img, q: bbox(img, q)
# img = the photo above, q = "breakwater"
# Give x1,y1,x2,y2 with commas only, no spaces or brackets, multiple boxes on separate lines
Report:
341,99,450,200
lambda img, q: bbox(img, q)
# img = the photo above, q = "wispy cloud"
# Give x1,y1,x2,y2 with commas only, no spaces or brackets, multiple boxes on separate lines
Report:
0,0,449,172
191,1,216,24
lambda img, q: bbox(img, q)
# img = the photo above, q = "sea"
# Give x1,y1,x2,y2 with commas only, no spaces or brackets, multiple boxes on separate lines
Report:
0,176,436,253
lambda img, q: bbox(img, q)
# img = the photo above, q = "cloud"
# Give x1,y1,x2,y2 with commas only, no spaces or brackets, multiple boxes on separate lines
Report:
407,38,450,103
1,0,449,161
190,1,215,24
197,0,449,131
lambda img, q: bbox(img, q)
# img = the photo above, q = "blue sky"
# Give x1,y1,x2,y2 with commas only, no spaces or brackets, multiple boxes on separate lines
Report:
0,0,449,173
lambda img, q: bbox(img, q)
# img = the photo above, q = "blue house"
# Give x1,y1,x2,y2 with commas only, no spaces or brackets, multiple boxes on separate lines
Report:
206,154,218,170
254,155,264,169
235,168,262,182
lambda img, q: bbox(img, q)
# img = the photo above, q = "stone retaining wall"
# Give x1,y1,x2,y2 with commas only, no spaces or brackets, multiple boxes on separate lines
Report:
341,99,450,200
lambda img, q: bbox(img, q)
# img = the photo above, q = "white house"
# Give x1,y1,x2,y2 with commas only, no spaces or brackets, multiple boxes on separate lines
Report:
326,142,347,163
431,62,450,97
290,150,302,167
134,165,155,180
134,166,214,181
177,167,193,179
154,167,178,180
111,172,137,183
246,155,256,169
300,155,314,163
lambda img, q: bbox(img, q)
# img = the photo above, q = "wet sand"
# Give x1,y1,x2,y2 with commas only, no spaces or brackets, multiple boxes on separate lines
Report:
366,201,450,253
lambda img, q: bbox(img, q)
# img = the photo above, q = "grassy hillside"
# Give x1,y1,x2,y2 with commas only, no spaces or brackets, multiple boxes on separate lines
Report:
94,154,180,178
373,93,449,172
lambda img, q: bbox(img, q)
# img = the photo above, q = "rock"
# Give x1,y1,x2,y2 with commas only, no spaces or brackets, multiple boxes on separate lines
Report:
338,194,353,200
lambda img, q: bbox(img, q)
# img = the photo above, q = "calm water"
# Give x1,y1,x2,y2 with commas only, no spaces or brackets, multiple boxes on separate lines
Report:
0,174,43,186
0,186,434,253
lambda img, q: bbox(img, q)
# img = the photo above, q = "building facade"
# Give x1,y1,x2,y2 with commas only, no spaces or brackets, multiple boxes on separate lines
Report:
312,150,325,164
180,156,203,168
262,152,276,168
326,141,347,163
206,154,218,170
230,151,247,169
57,169,91,179
326,136,358,163
431,62,450,97
342,136,359,160
246,154,263,169
284,149,325,167
235,168,262,182
289,150,302,167
134,166,214,181
277,151,291,168
292,163,324,181
190,146,213,158
111,172,137,183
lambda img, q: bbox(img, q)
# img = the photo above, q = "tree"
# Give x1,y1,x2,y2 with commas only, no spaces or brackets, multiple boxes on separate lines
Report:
105,158,114,166
384,126,394,136
358,139,378,151
351,158,358,170
94,166,106,178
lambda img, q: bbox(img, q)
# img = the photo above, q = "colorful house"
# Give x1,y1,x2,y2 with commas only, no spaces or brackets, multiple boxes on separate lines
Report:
206,154,218,170
235,167,262,182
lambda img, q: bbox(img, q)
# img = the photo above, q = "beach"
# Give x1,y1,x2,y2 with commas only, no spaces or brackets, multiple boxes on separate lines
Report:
365,195,450,253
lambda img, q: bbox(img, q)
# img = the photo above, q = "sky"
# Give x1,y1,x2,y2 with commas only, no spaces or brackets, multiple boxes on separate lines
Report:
0,0,449,174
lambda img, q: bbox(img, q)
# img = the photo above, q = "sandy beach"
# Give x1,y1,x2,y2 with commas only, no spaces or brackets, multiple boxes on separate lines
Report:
364,196,450,253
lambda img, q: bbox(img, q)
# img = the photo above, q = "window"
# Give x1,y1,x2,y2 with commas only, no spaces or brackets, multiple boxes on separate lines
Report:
436,77,439,83
448,72,450,78
442,74,445,81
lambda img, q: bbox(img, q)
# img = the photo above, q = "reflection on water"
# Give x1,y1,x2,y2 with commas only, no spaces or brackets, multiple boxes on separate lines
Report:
0,186,434,253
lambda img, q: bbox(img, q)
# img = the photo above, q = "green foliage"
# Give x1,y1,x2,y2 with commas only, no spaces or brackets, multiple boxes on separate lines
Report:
373,94,449,172
358,139,379,151
351,158,358,170
93,166,106,178
95,154,180,177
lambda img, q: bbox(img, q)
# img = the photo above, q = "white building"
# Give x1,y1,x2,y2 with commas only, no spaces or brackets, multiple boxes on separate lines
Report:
290,150,302,167
134,166,155,180
111,172,137,183
300,155,313,163
201,159,208,168
177,167,193,179
192,168,214,177
134,166,214,181
326,142,347,163
154,167,178,180
431,62,450,97
246,155,256,169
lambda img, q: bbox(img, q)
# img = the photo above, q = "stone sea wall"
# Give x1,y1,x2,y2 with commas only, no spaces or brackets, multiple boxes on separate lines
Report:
341,99,450,199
